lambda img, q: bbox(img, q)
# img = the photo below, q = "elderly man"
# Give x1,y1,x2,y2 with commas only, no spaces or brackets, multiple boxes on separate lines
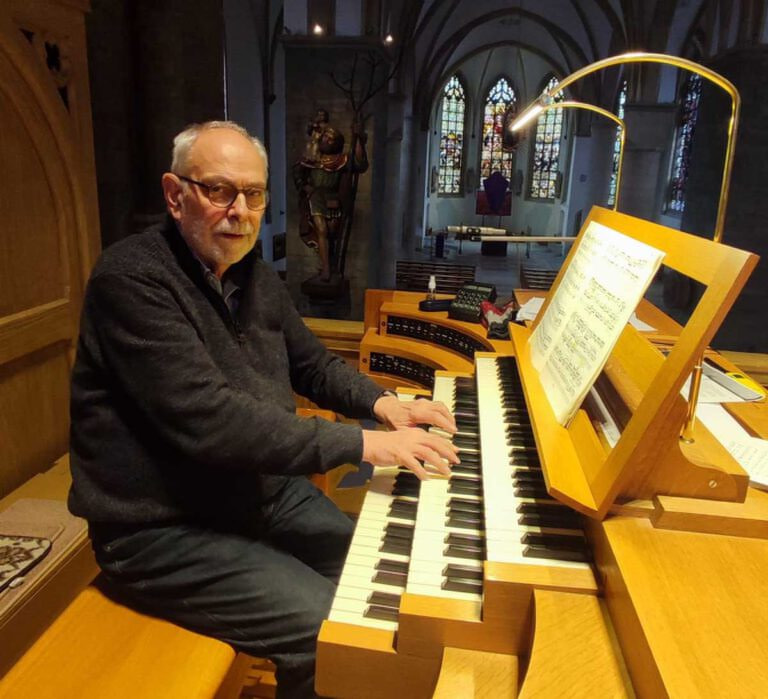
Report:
68,121,458,699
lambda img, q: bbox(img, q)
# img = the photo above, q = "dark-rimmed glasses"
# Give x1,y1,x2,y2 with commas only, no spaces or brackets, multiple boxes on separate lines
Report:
176,174,269,211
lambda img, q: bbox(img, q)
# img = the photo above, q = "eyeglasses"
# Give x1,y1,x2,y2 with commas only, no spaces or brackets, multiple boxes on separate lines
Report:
176,175,269,211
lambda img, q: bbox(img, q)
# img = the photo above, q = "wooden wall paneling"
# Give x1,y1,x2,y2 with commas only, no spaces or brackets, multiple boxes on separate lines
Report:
0,0,100,499
6,0,101,279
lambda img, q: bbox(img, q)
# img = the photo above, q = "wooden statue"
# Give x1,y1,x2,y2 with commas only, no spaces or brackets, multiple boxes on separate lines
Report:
293,115,368,293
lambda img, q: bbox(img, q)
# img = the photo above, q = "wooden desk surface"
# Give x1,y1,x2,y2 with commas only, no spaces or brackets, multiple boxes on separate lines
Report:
597,515,768,698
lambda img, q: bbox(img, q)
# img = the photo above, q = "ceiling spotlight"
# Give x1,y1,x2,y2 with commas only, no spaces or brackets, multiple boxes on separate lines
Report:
313,24,324,35
384,34,394,44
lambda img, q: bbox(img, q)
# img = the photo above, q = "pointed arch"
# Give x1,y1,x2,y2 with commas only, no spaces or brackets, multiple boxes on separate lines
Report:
479,75,517,183
528,74,565,200
437,73,468,194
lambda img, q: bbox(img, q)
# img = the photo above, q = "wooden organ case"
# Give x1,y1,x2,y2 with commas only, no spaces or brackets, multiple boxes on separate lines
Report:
317,207,768,698
0,0,101,671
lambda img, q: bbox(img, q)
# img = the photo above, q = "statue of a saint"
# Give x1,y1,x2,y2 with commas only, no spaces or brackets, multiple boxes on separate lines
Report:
293,116,368,283
303,109,329,163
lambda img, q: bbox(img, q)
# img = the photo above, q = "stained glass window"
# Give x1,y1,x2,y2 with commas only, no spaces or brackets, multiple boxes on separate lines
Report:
668,73,702,213
607,79,628,206
438,75,466,194
480,77,516,182
529,75,565,200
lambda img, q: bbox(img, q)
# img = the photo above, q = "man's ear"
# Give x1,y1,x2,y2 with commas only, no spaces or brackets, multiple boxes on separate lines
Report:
162,173,184,221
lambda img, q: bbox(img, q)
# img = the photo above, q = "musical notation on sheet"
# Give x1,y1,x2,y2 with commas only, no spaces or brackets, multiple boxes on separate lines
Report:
530,222,665,425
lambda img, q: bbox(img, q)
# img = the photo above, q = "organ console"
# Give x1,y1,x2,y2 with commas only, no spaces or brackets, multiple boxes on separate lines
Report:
317,207,768,698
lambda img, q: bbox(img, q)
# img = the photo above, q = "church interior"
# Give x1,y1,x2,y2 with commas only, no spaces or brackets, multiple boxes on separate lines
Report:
2,0,768,697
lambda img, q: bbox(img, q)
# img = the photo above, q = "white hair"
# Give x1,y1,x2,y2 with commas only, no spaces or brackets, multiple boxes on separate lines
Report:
170,120,268,175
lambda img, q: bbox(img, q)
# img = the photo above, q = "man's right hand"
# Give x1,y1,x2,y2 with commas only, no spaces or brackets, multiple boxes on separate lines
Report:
361,428,459,480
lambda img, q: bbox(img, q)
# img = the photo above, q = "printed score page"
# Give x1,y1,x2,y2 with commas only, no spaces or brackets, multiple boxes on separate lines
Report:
529,221,665,425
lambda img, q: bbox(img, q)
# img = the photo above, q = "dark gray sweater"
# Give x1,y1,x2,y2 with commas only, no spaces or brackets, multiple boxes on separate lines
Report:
68,218,382,525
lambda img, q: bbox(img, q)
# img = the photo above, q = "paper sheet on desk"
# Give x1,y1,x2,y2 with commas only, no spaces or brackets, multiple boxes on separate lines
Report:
517,297,544,321
696,404,768,489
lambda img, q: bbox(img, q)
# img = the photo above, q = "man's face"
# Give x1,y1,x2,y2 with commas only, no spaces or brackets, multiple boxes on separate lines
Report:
319,128,343,155
163,129,267,278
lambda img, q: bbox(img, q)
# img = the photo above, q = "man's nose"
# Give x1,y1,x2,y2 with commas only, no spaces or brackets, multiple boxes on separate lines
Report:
228,192,249,218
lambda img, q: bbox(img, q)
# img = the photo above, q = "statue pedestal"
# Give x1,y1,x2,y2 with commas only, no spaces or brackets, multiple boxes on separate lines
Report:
301,273,349,300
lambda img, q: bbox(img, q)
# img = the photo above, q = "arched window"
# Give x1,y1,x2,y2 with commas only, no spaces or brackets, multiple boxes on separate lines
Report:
438,75,467,195
607,79,628,206
668,73,702,213
480,77,517,182
529,75,565,200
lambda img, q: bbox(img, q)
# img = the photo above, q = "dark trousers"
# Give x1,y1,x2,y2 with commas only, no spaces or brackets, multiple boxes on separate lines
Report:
89,477,354,699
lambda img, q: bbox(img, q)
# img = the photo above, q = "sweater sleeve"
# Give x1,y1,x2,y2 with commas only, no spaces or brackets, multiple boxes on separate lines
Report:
270,275,385,417
85,270,364,475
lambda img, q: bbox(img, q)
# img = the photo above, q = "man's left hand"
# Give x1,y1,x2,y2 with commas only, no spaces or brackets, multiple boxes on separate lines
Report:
373,394,457,434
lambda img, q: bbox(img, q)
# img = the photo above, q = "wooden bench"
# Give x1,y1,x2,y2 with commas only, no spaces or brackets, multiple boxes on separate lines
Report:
0,457,255,698
0,584,252,699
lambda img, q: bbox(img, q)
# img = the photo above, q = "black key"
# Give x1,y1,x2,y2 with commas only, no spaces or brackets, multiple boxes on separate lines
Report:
449,480,482,495
453,428,479,439
509,447,538,458
518,512,581,529
393,486,420,497
367,590,401,608
442,577,483,593
523,545,590,563
517,501,570,515
446,531,484,545
364,604,399,622
385,522,414,539
372,570,407,587
514,485,550,499
443,544,484,560
513,466,542,478
508,453,541,468
522,532,587,551
388,502,417,520
376,558,409,574
452,396,479,408
446,515,483,530
379,539,412,555
448,497,483,513
452,462,481,476
443,564,483,581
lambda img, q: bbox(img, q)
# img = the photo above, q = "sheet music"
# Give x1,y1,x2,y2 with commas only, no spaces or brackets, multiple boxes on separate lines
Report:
530,222,665,425
696,404,768,490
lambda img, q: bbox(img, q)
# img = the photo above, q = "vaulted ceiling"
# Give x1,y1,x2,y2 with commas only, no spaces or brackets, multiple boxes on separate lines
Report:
379,0,766,123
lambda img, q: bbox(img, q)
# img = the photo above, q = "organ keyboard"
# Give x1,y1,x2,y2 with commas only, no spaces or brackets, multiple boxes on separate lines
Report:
318,207,768,698
319,358,605,698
